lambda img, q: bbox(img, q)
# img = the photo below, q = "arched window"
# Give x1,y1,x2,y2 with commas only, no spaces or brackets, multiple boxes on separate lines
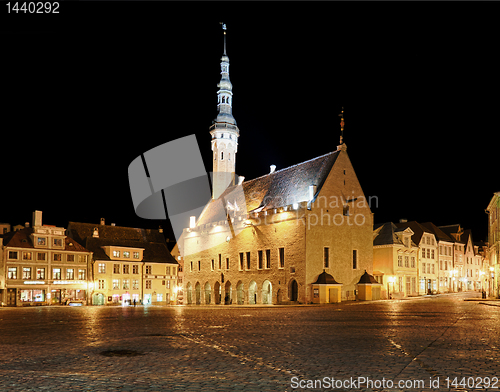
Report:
221,151,224,160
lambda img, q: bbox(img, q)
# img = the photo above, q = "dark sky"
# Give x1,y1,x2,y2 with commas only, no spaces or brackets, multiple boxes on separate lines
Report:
3,3,499,242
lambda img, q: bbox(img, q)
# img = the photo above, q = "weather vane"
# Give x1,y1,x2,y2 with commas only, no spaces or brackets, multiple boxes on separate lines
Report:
339,107,345,145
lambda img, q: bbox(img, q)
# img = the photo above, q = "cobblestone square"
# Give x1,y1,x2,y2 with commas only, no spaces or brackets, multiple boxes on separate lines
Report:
0,292,498,391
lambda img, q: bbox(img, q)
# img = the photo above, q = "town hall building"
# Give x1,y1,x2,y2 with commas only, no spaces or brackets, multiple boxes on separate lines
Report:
179,27,378,305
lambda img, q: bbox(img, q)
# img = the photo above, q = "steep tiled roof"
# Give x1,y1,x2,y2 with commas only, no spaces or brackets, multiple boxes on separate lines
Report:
373,222,403,246
68,222,177,265
67,222,164,245
197,150,340,226
394,221,433,245
420,222,455,243
2,227,90,252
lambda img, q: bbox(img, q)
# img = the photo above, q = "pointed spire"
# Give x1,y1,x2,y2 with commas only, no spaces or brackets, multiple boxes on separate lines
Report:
221,22,227,55
339,107,345,145
336,107,347,152
212,22,237,129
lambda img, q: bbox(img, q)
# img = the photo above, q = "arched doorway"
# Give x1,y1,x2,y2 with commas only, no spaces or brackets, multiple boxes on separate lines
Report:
262,280,272,304
204,282,212,305
214,281,221,304
248,280,257,304
236,281,244,305
290,279,298,302
93,293,105,306
276,289,282,304
224,281,232,305
186,282,192,305
195,282,201,305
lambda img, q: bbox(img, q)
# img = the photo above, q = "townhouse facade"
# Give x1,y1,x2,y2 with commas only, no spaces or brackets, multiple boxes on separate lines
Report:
67,220,179,306
374,221,487,298
0,211,92,306
373,222,419,299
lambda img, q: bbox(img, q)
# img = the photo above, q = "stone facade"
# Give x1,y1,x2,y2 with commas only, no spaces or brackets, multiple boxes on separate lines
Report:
182,146,374,304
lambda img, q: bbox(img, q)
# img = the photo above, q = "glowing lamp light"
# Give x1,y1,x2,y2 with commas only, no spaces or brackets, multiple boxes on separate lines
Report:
293,203,299,210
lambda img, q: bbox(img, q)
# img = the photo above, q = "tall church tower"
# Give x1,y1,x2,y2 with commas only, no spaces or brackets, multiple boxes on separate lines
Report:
209,23,239,200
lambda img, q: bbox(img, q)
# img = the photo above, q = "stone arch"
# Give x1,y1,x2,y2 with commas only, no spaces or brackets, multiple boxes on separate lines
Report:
214,281,221,305
248,280,257,304
204,282,212,305
289,279,298,302
195,282,201,305
262,280,272,305
224,281,232,305
236,280,244,305
186,282,193,305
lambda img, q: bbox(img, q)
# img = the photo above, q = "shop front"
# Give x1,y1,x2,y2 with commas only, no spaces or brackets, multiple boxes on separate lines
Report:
51,281,87,305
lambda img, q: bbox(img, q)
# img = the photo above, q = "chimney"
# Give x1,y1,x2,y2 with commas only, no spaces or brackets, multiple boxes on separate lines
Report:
399,219,407,223
270,165,276,174
25,222,30,228
100,218,105,226
32,210,42,227
92,227,99,238
309,185,317,201
237,176,245,185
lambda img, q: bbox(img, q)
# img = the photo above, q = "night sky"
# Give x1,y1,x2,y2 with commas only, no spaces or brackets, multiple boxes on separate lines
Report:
3,4,499,242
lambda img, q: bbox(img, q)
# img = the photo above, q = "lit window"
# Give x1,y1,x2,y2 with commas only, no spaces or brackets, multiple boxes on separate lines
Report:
98,263,106,274
78,269,86,280
37,268,45,280
123,251,130,258
23,252,32,260
123,279,130,289
112,279,119,289
133,252,140,259
8,267,17,279
53,268,61,280
23,267,31,279
66,269,74,280
113,250,120,258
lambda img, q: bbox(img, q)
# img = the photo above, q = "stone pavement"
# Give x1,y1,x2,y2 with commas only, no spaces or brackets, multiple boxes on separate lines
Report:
0,292,499,391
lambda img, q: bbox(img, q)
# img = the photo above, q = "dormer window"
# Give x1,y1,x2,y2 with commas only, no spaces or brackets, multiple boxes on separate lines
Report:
37,237,46,246
53,238,63,247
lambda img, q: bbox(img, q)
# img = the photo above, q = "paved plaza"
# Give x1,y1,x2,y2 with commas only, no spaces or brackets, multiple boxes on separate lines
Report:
0,292,499,391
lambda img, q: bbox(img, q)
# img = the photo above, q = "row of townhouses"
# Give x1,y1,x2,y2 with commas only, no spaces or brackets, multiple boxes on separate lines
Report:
373,220,490,299
0,211,179,307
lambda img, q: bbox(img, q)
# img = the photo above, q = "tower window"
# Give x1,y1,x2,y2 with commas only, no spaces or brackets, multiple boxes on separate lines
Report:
221,152,224,160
